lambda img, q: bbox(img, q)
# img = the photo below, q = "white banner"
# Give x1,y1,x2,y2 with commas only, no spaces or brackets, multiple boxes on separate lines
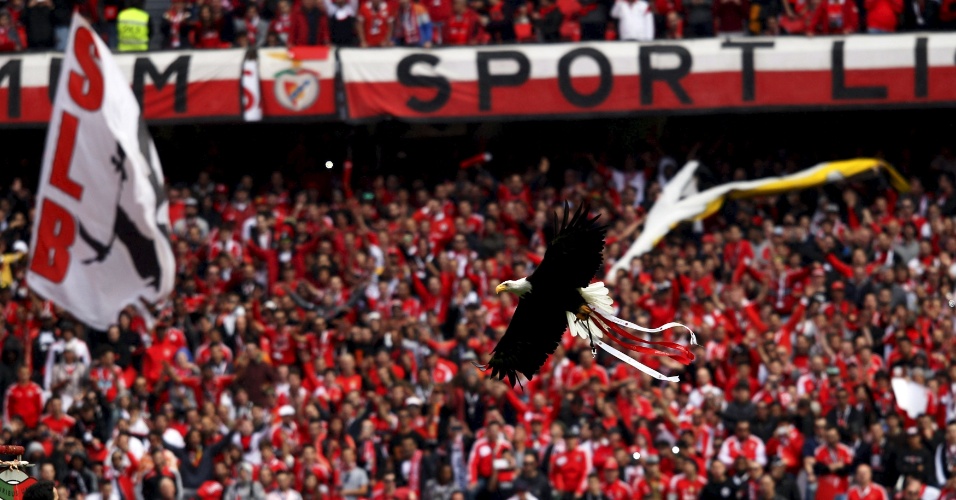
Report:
241,58,263,122
27,13,175,330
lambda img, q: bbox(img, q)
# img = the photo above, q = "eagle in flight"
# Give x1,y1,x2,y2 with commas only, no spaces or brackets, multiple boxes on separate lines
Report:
480,202,696,387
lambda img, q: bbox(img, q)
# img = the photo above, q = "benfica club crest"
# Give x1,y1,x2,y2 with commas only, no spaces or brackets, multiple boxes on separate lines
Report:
274,68,320,112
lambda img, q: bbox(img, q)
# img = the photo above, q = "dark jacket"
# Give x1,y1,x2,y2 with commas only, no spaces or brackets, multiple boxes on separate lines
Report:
164,431,237,489
825,405,866,443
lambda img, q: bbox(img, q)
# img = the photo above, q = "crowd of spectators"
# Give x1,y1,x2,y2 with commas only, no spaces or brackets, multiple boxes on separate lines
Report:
1,135,956,500
0,0,954,53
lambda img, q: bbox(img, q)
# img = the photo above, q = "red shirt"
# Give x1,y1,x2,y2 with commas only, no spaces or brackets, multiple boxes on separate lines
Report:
143,342,178,387
90,365,125,403
467,437,512,484
814,443,855,496
602,479,633,500
669,473,708,500
444,9,482,45
290,8,330,46
809,0,859,33
4,382,43,428
0,26,19,52
549,447,590,495
848,484,890,500
359,1,392,47
40,413,76,436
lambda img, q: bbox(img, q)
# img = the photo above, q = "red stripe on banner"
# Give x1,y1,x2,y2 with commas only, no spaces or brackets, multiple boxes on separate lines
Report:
289,46,331,61
344,66,956,120
142,80,240,119
0,87,51,123
0,81,239,123
260,77,337,118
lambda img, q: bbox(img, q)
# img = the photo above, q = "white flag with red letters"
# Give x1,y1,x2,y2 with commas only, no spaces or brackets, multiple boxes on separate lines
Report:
27,13,175,330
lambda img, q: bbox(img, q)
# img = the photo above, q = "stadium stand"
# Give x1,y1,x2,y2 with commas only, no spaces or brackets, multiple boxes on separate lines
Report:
0,0,949,53
0,113,955,500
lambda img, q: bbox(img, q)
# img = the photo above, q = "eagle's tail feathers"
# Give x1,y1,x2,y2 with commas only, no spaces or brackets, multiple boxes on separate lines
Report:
578,282,614,314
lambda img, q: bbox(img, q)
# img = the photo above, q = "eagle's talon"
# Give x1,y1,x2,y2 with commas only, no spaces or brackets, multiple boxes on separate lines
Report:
575,304,593,322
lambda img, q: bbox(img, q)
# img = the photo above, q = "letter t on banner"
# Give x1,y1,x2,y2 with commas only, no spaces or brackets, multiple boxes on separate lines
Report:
27,13,176,330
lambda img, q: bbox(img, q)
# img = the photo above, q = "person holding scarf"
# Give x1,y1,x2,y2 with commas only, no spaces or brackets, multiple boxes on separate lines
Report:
392,0,432,47
160,0,191,47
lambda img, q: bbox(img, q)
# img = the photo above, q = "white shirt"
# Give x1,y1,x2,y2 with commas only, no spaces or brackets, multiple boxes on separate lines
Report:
611,0,655,40
267,490,304,500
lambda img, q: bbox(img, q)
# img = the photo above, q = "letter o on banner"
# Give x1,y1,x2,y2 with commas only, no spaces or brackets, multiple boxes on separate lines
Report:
557,48,612,108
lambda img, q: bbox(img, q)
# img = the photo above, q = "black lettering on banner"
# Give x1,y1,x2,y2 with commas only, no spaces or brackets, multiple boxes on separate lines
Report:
722,40,774,102
48,57,62,102
476,51,530,111
0,59,21,118
915,37,928,98
396,54,451,113
133,55,190,113
831,41,887,100
639,45,692,105
557,48,613,108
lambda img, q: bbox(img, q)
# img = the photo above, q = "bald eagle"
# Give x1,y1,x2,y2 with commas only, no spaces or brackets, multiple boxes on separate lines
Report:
482,202,696,387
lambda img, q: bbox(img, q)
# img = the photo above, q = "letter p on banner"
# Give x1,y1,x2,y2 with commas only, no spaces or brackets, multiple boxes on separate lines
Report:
27,13,175,330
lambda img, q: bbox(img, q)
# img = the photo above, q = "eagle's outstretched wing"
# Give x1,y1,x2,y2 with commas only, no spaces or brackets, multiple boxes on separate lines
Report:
483,202,608,386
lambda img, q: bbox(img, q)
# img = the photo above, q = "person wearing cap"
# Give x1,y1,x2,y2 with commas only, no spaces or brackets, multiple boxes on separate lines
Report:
895,426,933,486
172,197,210,239
812,425,855,499
46,340,88,411
599,457,631,499
549,426,590,499
270,405,300,450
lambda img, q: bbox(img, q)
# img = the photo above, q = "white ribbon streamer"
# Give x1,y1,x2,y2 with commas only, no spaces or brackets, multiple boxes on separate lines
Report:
594,338,681,383
595,312,698,346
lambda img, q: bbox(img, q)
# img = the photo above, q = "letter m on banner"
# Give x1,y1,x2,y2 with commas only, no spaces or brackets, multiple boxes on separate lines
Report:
27,13,175,330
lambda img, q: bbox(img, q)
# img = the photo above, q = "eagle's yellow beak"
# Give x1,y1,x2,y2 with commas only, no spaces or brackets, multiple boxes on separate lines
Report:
495,283,507,295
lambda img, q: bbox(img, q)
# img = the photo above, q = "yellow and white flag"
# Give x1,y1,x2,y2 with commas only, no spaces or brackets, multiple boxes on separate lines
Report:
606,158,910,281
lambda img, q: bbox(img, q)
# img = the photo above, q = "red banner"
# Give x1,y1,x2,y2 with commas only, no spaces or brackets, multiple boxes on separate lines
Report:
258,46,338,120
0,49,245,125
339,35,956,122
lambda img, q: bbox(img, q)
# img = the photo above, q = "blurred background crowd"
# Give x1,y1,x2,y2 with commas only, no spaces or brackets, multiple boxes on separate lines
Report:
0,0,952,53
0,113,956,500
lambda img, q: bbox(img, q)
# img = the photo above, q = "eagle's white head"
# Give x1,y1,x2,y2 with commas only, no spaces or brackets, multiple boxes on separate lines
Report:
495,278,532,297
